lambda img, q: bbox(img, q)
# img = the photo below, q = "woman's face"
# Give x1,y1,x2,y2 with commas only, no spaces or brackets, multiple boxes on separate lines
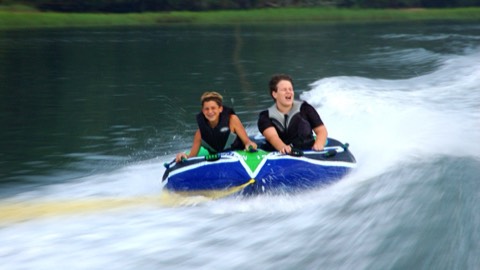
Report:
272,80,294,107
202,100,223,123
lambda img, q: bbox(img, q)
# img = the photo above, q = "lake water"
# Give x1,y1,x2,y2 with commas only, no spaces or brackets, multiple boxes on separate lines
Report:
1,21,480,269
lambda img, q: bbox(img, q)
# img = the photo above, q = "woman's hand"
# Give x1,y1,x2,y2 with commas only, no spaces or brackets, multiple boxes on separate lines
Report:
175,152,188,163
245,140,257,151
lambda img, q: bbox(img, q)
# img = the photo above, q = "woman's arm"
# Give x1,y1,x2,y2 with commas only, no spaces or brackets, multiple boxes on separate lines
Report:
230,115,257,150
175,129,202,162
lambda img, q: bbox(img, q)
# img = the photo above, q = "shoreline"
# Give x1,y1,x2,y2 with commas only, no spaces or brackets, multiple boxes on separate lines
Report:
1,7,480,30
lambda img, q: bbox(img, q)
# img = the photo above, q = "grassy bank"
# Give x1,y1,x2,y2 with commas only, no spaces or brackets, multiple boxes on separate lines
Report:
1,7,480,30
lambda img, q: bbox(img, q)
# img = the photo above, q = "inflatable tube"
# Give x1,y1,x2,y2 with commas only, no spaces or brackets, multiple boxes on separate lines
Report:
162,138,356,198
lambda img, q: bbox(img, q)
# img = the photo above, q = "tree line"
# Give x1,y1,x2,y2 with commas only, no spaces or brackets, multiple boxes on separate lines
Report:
8,0,480,12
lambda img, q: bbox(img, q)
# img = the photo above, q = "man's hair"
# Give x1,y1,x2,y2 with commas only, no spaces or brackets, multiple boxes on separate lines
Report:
269,74,293,99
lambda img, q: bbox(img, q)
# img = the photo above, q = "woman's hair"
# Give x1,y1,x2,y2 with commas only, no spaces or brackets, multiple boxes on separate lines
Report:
200,91,223,107
269,74,293,99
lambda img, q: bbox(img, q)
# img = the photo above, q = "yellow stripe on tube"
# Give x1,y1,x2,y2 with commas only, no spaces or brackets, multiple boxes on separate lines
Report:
160,179,255,206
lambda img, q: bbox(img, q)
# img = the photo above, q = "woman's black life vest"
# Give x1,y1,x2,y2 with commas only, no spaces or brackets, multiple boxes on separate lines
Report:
196,106,243,153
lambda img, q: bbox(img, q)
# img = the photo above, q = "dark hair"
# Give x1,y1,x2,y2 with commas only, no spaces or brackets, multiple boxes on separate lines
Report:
269,74,293,99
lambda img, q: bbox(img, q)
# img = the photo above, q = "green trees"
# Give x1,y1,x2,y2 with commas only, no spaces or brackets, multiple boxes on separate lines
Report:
4,0,480,12
347,0,480,8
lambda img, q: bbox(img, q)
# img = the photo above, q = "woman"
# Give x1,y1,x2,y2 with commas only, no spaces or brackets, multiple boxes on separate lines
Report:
257,74,328,154
176,91,257,162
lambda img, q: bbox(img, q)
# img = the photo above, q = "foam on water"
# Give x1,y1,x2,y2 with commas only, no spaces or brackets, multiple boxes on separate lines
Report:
2,48,479,217
301,49,480,181
2,45,480,270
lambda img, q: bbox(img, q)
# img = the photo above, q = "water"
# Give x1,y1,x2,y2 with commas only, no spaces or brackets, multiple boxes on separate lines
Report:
1,21,479,269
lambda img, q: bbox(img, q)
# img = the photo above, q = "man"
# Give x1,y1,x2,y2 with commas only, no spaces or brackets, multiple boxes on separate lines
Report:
257,74,328,154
